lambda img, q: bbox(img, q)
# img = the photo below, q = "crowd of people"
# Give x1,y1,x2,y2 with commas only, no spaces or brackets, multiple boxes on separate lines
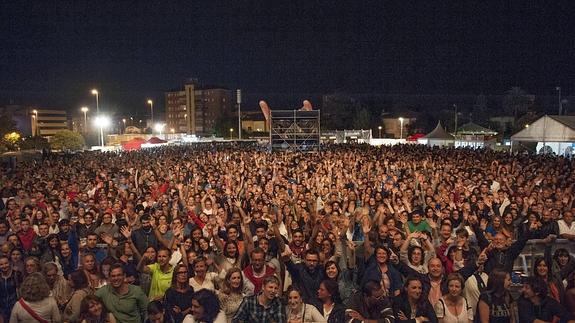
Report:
0,143,574,323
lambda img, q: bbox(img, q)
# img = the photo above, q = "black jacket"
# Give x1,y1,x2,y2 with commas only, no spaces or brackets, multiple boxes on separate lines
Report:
392,293,438,323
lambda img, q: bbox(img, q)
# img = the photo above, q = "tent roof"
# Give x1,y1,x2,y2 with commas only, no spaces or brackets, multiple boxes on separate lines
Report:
424,121,454,139
147,137,167,144
511,115,575,142
457,122,498,135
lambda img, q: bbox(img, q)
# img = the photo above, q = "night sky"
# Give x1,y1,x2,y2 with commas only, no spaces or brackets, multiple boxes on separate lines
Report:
1,1,574,114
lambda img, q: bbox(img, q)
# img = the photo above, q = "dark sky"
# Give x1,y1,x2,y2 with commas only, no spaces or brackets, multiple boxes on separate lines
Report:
1,1,574,114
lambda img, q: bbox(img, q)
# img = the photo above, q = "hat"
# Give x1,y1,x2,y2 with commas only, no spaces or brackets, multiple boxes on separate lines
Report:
58,218,70,225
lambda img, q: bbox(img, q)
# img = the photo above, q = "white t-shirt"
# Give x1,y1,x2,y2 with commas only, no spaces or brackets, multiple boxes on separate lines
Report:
558,219,575,236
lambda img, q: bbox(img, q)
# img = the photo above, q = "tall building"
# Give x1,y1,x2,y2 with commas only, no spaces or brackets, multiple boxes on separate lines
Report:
0,106,69,137
165,81,233,135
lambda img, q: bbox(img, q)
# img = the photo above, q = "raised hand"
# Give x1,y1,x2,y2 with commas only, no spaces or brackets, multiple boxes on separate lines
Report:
120,226,132,239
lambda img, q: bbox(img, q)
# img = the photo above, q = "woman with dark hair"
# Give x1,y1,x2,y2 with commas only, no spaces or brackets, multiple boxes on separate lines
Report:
400,232,436,274
517,276,574,323
324,259,356,301
64,269,92,322
477,268,515,323
9,247,24,273
79,294,117,323
0,255,22,321
40,233,61,264
533,256,565,303
82,252,106,290
146,300,176,323
393,276,438,323
361,245,402,297
164,263,194,323
553,248,575,284
9,272,61,322
60,241,79,277
183,289,226,323
316,279,346,323
217,267,252,323
286,286,325,322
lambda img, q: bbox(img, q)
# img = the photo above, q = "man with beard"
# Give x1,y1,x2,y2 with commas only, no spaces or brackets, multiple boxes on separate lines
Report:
283,249,324,303
95,263,149,323
131,214,159,254
243,248,276,294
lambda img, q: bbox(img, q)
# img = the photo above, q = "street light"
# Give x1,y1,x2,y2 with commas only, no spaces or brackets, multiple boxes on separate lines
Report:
229,128,234,139
81,107,89,133
91,89,99,114
378,126,382,138
94,115,110,147
122,118,126,134
398,117,404,139
147,100,154,133
32,109,38,136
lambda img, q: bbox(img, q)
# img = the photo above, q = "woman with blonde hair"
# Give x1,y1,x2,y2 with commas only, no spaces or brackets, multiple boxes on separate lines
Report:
217,267,253,322
9,272,61,322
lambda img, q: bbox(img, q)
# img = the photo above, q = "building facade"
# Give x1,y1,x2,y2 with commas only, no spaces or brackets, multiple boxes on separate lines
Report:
0,106,69,137
165,81,233,135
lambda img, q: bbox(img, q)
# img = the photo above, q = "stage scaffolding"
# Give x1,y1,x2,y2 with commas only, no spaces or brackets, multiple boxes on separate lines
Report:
269,110,321,152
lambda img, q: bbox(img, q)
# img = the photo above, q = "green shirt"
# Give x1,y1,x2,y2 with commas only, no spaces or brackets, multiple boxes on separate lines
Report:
95,284,148,323
147,263,174,300
408,220,431,233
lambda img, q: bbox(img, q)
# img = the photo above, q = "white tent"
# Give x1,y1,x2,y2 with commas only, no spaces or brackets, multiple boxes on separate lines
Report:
510,115,575,155
418,121,454,147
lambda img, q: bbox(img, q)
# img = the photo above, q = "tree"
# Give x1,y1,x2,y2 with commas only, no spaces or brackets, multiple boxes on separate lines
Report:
50,130,85,151
20,136,49,150
2,132,21,151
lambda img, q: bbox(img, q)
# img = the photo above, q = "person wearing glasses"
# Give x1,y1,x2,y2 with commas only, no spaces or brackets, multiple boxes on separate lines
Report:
164,263,194,323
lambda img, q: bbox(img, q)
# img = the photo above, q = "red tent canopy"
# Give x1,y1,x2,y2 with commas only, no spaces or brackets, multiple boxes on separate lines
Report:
146,137,167,144
407,133,425,142
122,137,146,150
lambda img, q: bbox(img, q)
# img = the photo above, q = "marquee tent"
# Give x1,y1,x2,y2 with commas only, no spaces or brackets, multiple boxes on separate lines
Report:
510,115,575,155
418,121,454,147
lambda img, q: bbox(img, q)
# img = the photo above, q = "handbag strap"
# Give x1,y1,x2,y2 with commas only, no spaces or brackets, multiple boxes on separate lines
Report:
18,298,50,323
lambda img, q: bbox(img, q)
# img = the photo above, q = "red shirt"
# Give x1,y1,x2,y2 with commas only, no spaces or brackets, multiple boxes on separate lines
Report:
17,228,37,251
243,265,276,294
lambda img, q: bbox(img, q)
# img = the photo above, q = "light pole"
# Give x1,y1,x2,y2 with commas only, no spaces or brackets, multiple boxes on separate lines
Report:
32,109,38,136
94,116,110,147
147,100,154,133
122,119,126,133
229,128,234,139
556,86,562,115
236,89,242,140
378,126,382,138
91,89,99,114
398,117,404,139
81,107,89,133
